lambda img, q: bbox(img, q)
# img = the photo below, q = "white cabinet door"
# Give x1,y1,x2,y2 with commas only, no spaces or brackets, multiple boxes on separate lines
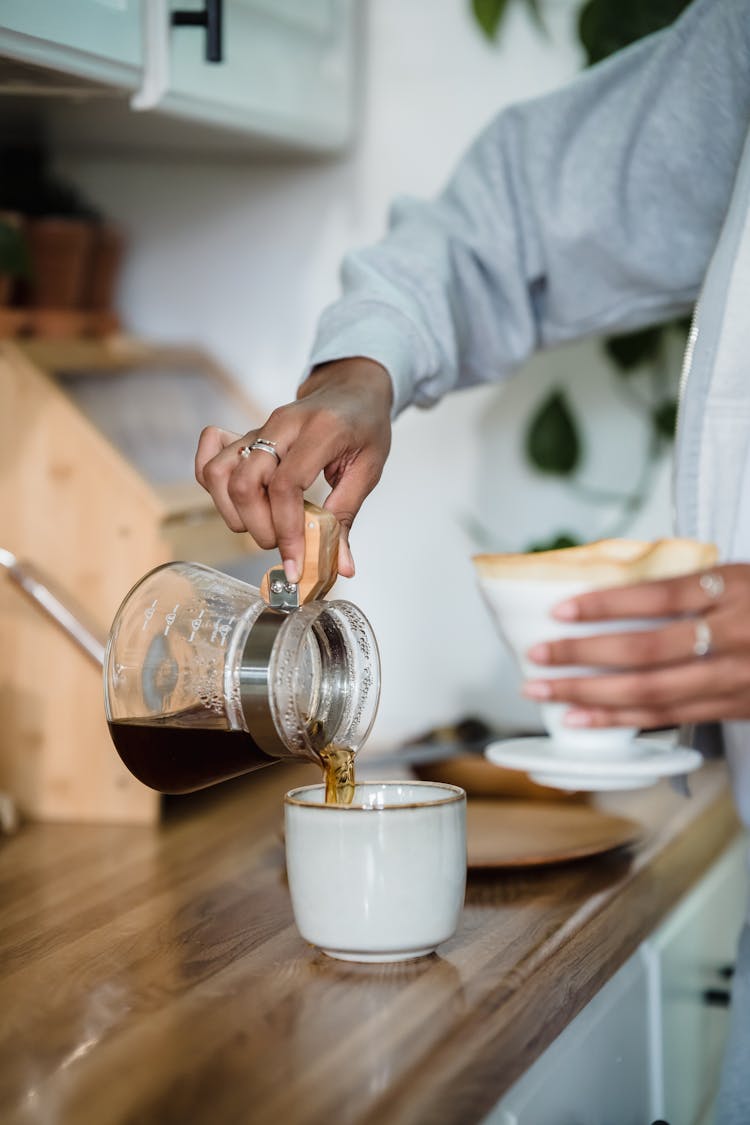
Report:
483,838,748,1125
0,1,141,85
647,836,748,1125
164,0,356,151
484,954,652,1125
0,1,355,153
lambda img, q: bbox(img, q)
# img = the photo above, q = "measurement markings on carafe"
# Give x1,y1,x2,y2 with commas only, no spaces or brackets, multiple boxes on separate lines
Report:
142,598,158,631
210,616,235,646
189,609,206,642
163,604,180,636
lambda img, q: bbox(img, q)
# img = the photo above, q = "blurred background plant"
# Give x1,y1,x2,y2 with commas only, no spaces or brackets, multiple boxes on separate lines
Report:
469,0,692,550
0,216,28,290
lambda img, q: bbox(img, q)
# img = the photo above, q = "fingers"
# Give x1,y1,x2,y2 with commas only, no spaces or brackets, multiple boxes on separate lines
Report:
227,440,279,551
323,455,385,579
249,425,385,582
523,652,750,711
553,565,734,623
197,427,252,533
195,426,242,490
197,416,349,578
520,569,750,728
527,606,749,670
563,694,747,732
196,366,392,578
198,424,285,546
198,409,326,570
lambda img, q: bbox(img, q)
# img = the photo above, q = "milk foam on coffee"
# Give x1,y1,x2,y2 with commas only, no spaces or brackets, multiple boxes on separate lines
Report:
474,537,718,586
474,538,718,753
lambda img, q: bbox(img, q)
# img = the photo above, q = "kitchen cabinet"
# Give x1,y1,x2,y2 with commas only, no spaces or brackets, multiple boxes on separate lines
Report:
164,0,356,151
0,1,357,154
484,954,652,1125
485,835,747,1125
0,1,141,86
647,836,748,1125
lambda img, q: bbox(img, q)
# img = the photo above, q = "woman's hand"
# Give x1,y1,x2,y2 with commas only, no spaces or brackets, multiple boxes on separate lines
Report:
195,358,393,582
522,564,750,730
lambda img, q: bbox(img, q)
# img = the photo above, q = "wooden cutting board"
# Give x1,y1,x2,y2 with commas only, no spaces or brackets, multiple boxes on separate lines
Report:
466,799,641,868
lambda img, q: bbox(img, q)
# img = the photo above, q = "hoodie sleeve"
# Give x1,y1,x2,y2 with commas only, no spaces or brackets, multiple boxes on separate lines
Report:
307,0,750,417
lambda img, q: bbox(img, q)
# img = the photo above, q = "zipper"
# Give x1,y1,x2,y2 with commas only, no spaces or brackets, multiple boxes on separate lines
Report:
671,297,701,534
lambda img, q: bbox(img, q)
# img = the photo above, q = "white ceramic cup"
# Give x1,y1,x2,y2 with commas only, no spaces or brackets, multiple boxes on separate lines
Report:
478,576,661,756
284,781,466,962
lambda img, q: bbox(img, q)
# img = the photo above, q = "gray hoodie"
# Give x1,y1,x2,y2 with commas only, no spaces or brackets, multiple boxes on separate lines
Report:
308,0,750,824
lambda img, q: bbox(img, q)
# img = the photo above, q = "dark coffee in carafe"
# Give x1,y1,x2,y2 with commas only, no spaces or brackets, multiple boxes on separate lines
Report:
108,713,275,794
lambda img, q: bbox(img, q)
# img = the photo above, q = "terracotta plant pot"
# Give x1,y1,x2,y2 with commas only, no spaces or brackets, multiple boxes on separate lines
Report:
85,222,125,336
86,223,124,312
27,217,94,310
26,217,96,338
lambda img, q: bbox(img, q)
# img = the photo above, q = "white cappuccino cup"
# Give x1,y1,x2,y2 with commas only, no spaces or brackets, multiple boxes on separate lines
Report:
474,538,718,757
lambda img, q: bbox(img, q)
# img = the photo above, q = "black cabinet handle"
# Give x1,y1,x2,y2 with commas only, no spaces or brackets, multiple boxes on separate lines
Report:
171,0,223,63
702,987,732,1008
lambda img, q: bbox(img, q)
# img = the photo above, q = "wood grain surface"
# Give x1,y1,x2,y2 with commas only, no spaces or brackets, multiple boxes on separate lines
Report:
0,341,166,824
0,759,740,1125
465,799,641,867
0,339,264,824
412,753,584,800
261,501,339,606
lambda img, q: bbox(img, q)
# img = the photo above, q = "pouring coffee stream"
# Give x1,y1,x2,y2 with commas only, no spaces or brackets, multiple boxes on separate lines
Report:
104,502,379,802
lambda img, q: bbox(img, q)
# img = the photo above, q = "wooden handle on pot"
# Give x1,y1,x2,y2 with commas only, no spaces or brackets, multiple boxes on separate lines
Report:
261,501,339,607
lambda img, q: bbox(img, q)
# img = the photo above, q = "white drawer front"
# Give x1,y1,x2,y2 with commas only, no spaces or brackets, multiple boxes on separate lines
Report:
648,836,748,1125
485,953,652,1125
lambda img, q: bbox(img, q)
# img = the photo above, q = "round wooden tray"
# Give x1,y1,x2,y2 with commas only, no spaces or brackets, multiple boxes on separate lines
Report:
412,754,581,801
466,799,641,868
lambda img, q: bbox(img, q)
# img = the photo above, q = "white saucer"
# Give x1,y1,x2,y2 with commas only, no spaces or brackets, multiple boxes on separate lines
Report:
485,736,703,793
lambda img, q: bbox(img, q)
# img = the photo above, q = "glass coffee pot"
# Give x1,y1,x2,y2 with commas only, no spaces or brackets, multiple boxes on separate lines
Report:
104,504,380,793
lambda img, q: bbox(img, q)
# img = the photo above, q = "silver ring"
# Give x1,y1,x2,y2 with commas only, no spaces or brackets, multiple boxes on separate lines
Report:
239,440,281,465
699,571,725,600
693,618,712,658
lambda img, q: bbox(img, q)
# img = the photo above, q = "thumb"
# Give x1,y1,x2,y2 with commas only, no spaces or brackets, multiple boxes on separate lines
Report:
323,463,377,578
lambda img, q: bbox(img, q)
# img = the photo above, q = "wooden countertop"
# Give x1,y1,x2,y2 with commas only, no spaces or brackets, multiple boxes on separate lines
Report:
0,758,740,1125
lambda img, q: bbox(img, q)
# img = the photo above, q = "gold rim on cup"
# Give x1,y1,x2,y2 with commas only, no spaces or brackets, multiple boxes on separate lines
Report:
284,779,466,811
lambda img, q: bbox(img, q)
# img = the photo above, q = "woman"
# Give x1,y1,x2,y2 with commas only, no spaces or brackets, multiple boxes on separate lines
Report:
197,1,750,1117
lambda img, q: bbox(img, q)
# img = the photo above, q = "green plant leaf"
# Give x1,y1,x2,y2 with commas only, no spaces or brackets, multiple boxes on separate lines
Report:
653,399,678,440
605,326,663,373
527,533,581,553
526,389,581,475
578,0,692,67
471,0,510,41
0,220,29,278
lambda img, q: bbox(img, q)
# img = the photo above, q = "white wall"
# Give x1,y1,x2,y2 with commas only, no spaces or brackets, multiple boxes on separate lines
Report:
61,0,674,749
